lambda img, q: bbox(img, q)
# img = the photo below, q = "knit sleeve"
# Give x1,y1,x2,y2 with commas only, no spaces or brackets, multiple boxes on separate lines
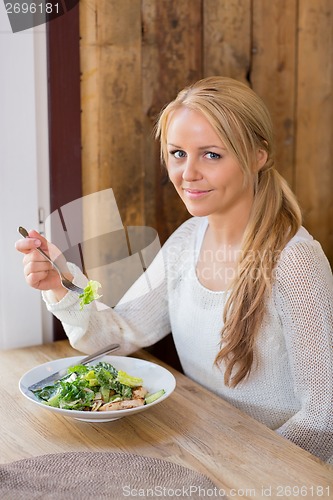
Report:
42,242,171,355
273,239,333,462
42,217,197,356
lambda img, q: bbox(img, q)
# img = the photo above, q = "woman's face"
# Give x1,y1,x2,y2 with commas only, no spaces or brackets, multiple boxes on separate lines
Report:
165,107,255,220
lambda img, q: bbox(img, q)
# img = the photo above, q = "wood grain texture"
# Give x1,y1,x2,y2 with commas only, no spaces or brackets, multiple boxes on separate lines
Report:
251,0,298,187
203,0,251,83
1,341,332,497
80,0,144,227
79,0,145,295
142,0,202,242
295,0,333,262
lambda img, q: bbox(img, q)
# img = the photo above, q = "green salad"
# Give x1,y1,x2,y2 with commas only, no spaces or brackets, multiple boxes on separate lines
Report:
32,361,165,412
79,280,102,310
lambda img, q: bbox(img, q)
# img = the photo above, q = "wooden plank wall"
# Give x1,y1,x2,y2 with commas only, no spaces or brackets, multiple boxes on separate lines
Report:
79,0,333,266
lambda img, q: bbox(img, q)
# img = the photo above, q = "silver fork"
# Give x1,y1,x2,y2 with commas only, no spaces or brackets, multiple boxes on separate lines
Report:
18,226,85,295
26,343,120,391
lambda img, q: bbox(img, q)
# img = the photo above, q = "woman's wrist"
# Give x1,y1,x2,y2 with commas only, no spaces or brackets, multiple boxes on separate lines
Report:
52,286,69,302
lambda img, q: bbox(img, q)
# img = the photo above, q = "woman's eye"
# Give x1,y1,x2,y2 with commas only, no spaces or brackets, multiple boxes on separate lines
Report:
169,150,186,159
205,152,221,160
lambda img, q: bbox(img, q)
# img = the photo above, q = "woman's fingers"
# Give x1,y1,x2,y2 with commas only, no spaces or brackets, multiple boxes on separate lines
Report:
15,235,42,254
26,229,50,252
23,258,61,290
23,256,52,276
15,229,53,255
20,245,61,290
25,268,50,289
15,228,69,292
16,229,63,268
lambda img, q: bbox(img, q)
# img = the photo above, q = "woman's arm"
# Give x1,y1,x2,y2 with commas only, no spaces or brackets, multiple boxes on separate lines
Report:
43,245,171,356
42,217,199,357
274,238,333,462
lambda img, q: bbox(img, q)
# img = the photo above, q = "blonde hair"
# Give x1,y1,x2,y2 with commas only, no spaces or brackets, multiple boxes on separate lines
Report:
156,76,302,387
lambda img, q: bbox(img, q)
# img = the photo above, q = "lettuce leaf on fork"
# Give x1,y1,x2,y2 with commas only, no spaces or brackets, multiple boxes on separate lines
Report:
79,280,102,309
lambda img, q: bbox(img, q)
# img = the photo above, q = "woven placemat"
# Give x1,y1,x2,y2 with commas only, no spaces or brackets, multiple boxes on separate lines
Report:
0,451,223,499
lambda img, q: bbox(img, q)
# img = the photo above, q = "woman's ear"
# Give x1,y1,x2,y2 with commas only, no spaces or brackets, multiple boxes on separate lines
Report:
255,148,268,171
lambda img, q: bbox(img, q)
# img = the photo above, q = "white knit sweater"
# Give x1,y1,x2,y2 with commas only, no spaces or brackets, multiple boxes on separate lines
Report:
43,217,333,463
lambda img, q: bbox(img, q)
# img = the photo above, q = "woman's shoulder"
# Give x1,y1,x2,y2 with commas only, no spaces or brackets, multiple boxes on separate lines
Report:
283,226,325,257
285,226,314,247
276,226,332,281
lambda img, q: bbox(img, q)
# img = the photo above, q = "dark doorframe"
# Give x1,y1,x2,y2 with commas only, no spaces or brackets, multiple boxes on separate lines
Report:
46,4,82,340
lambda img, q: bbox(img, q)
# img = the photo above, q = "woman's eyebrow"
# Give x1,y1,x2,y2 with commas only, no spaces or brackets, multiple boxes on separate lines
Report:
198,145,227,151
167,143,226,150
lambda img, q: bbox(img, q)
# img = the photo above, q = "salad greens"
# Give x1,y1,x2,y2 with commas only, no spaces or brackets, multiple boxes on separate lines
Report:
79,280,102,309
32,361,165,412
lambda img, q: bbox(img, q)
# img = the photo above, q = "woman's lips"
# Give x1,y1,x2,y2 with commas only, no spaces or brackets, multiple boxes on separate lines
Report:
182,188,213,199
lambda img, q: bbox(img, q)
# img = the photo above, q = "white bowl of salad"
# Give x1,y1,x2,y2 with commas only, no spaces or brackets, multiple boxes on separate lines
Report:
19,355,176,422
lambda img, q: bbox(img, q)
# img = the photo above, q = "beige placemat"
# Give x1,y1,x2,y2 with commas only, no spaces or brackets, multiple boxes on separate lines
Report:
0,451,223,499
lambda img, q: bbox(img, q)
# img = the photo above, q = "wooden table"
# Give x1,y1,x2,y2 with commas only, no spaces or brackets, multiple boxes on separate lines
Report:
0,340,332,499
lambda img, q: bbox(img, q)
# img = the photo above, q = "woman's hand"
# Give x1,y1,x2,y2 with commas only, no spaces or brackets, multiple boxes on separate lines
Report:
15,229,72,301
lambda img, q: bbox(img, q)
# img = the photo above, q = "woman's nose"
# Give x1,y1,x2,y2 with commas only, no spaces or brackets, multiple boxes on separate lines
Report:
182,159,202,181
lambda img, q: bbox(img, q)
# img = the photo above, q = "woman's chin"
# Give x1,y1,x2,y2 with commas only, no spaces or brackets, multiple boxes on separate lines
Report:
184,205,211,218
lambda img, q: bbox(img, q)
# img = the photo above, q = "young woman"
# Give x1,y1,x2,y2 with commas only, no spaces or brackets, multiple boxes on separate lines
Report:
16,77,333,463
